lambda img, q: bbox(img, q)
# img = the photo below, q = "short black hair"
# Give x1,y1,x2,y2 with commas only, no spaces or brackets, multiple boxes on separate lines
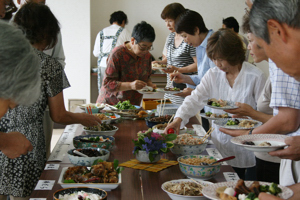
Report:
161,3,185,20
175,9,208,35
222,16,239,33
109,11,128,25
14,2,60,49
132,21,155,43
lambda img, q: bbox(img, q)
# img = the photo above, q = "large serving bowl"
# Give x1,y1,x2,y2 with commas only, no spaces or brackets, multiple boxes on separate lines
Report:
73,135,115,151
84,125,119,136
170,135,208,156
67,148,110,166
53,187,107,200
177,155,221,180
145,115,172,128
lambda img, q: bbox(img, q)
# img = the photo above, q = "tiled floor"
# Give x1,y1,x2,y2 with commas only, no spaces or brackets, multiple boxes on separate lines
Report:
51,129,64,151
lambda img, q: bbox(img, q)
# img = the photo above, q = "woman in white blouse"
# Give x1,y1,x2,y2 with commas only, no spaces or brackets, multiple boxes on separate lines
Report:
165,28,266,180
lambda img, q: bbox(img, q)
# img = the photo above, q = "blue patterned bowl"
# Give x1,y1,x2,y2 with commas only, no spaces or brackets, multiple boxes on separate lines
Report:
177,155,221,180
68,148,110,167
73,135,115,151
170,136,208,156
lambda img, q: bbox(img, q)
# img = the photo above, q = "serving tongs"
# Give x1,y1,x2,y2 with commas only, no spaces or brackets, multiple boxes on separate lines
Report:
200,156,236,166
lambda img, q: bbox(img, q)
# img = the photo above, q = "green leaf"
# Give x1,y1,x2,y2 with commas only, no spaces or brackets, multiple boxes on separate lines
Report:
116,166,124,174
160,148,168,153
63,179,75,183
167,142,174,148
165,134,177,141
92,158,104,165
113,159,119,170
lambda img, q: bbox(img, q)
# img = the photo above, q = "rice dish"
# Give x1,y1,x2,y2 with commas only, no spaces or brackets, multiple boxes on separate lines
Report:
58,191,103,200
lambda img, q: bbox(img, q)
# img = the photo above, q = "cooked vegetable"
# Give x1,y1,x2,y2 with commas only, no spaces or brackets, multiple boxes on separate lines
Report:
114,100,136,110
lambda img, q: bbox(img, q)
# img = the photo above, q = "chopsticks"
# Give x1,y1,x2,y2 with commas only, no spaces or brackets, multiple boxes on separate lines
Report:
166,70,178,89
167,114,175,125
87,106,92,115
201,127,214,143
189,178,204,187
170,70,178,83
159,98,167,117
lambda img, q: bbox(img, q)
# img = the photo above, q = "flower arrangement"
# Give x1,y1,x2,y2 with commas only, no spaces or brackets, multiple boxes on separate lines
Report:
132,128,177,162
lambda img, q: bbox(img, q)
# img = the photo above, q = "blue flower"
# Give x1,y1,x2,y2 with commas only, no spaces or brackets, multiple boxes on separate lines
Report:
162,143,167,148
142,144,150,153
144,137,152,144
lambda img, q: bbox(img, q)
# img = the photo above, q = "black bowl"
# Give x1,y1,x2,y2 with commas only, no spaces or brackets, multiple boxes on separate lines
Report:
145,117,167,128
53,187,107,200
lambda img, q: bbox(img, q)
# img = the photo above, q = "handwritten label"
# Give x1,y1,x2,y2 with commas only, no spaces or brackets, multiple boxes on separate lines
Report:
206,148,228,165
223,172,240,181
44,164,59,170
34,180,55,190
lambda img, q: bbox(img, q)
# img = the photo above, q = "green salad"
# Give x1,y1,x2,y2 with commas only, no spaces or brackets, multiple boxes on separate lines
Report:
114,100,136,110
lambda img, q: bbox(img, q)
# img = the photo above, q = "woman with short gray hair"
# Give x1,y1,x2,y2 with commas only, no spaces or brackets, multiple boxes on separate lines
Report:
0,20,41,159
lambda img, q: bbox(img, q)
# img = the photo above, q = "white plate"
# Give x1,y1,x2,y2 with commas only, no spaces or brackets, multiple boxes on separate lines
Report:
202,180,293,200
161,179,213,200
78,103,105,110
200,113,231,120
213,118,262,130
204,100,238,110
156,88,182,94
58,167,121,191
84,126,119,136
231,134,289,152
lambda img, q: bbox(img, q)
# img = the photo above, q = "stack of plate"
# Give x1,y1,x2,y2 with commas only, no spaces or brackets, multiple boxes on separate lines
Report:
156,104,180,116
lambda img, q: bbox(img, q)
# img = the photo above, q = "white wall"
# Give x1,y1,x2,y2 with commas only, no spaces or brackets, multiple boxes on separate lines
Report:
46,0,269,108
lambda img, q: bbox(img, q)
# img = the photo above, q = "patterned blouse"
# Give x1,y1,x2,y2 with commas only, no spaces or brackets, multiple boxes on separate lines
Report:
96,43,152,105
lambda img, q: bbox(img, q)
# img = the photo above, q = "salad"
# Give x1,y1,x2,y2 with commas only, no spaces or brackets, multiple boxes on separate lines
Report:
114,100,136,110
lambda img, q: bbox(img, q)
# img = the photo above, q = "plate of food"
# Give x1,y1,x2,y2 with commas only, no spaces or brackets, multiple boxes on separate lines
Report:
200,112,231,120
58,161,122,191
204,98,238,110
152,63,167,70
78,103,106,111
161,179,213,200
84,124,119,136
137,86,157,94
231,134,289,152
156,87,182,94
213,118,262,129
202,179,293,200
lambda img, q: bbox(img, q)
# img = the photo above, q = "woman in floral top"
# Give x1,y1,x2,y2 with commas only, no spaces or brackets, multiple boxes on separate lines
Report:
96,21,156,106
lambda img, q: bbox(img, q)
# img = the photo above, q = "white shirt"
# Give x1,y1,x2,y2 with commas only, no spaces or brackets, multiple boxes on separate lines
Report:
93,24,131,68
175,62,266,168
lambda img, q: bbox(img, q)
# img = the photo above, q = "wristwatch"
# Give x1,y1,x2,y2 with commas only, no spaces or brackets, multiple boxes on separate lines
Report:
248,129,254,135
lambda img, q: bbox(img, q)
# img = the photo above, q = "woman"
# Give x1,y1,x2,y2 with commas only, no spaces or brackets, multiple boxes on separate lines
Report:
0,3,101,199
153,3,197,104
96,21,156,106
0,21,40,159
165,28,266,180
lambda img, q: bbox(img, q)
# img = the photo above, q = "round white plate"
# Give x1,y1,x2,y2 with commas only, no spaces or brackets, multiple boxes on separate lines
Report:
161,179,213,200
200,113,231,120
213,118,262,129
203,100,238,110
137,90,157,94
156,88,182,94
202,180,293,200
231,134,289,152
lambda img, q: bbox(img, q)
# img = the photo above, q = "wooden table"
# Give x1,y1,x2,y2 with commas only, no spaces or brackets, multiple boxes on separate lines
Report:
30,115,235,200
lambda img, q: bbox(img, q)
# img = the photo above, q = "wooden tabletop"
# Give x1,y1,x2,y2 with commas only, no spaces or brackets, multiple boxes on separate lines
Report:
30,114,235,200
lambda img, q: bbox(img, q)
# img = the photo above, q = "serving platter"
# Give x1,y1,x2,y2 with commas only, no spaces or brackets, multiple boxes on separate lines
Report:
231,134,289,152
202,181,293,200
58,167,121,191
213,118,262,130
200,113,231,120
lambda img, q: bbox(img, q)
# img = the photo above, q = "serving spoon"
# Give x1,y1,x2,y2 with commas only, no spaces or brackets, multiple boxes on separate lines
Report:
73,150,89,157
200,156,235,166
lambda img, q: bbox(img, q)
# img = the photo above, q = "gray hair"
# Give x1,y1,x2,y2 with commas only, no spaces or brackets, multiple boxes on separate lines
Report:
249,0,300,44
0,21,41,106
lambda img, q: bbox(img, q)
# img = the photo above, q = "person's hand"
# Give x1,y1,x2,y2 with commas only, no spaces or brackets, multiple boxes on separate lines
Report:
175,88,194,97
79,113,102,127
130,80,147,90
219,128,249,137
163,118,182,135
162,65,178,73
269,136,300,161
258,193,282,200
170,72,186,84
1,132,33,159
224,102,253,117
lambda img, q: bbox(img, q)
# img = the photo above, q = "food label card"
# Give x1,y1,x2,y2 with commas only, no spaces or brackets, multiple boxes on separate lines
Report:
29,198,46,200
34,180,55,190
223,172,240,181
206,148,228,165
44,164,59,170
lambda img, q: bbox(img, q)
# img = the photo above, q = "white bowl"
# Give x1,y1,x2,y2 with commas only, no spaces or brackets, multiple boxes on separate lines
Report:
161,179,212,200
67,148,110,166
170,136,208,156
84,126,118,136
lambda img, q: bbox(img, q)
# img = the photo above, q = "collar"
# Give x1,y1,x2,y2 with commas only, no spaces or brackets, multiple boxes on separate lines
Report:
199,29,214,48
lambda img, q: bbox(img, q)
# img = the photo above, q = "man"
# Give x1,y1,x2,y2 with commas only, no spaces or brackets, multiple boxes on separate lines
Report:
249,0,300,81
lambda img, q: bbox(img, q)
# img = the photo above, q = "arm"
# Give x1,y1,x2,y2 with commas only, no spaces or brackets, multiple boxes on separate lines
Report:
163,57,197,74
0,131,33,159
93,32,101,57
170,72,195,85
48,92,102,127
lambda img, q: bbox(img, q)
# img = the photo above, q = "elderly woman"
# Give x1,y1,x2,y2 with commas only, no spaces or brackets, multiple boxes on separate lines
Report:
96,21,156,106
0,3,101,199
0,21,40,159
153,3,197,104
165,28,266,180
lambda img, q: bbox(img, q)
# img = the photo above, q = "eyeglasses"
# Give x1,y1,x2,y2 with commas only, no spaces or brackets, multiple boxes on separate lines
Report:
5,0,17,13
137,43,154,52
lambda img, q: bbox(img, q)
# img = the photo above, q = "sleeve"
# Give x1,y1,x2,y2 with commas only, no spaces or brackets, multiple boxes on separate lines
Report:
44,57,70,97
253,72,267,103
189,46,196,58
93,32,101,57
175,70,212,126
102,50,122,92
43,32,66,68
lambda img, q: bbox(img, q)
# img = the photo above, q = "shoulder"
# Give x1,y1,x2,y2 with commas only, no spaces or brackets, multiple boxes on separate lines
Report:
34,49,63,72
242,62,264,77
